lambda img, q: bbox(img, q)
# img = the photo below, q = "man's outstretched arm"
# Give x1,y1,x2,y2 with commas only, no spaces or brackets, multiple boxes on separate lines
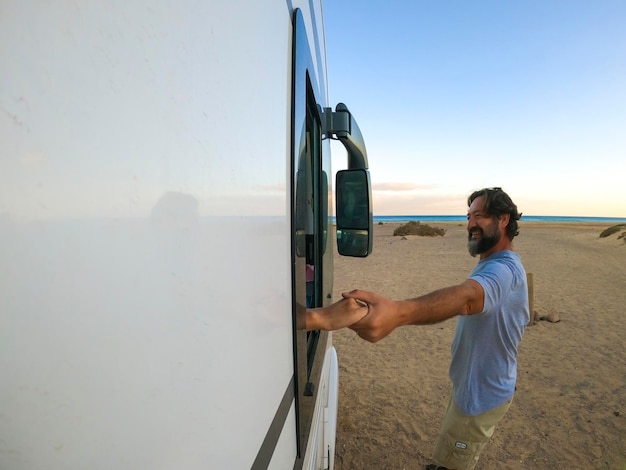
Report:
342,279,484,343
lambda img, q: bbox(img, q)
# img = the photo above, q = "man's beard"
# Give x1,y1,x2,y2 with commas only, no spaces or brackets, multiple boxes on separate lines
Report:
467,224,501,257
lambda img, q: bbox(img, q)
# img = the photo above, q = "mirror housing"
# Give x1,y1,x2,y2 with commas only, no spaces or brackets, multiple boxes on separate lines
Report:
335,169,373,257
322,103,373,257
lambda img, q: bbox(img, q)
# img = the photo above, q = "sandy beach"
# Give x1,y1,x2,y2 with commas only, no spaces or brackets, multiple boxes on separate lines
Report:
331,222,626,469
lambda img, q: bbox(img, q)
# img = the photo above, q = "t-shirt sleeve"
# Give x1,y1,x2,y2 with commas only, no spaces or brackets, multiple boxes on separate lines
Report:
470,261,515,314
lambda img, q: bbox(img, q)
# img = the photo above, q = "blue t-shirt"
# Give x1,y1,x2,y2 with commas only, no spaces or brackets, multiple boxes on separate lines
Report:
449,250,528,416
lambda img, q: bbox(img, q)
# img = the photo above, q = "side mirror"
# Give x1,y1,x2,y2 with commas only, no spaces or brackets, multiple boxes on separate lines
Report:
336,169,373,257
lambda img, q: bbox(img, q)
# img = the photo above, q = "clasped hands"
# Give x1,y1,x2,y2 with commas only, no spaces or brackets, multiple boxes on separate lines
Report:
307,290,400,343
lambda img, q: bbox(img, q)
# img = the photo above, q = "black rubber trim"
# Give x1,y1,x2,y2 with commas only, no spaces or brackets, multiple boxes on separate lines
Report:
250,376,295,469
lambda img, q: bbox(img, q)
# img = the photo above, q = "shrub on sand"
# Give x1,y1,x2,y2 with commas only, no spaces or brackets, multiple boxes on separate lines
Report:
393,221,446,237
599,224,626,240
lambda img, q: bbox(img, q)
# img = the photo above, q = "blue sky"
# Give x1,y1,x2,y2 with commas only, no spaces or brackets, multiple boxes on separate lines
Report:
324,1,625,217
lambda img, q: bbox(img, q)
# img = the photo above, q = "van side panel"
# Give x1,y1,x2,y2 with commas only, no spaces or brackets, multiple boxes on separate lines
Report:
0,1,329,468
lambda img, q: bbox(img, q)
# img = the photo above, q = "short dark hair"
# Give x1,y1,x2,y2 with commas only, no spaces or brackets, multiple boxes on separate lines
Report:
468,187,522,240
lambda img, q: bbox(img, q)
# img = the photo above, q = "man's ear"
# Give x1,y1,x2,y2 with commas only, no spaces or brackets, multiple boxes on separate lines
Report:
499,213,510,228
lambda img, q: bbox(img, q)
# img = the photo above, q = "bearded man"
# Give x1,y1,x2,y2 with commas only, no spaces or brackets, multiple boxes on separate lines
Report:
343,187,529,470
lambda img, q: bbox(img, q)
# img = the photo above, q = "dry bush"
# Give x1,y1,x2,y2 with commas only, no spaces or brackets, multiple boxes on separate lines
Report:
393,221,446,237
599,224,626,239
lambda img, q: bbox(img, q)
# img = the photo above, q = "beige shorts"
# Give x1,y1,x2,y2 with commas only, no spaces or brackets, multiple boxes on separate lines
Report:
432,395,513,470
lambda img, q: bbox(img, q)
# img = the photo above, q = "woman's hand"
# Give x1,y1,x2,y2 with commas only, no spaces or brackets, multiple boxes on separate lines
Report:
306,297,369,331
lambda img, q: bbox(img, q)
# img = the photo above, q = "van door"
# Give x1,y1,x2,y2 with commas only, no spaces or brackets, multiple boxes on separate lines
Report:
291,8,333,468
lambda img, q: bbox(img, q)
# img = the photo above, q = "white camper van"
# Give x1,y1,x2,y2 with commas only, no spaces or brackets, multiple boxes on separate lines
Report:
0,1,372,469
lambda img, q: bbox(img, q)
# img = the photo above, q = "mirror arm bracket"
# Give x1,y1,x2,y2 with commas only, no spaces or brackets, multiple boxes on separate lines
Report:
321,103,369,170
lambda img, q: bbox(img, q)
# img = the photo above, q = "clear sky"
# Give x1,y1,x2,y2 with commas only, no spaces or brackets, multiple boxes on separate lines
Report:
323,1,626,217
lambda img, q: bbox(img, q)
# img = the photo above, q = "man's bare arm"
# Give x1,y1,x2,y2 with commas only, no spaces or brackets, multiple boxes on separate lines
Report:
397,279,485,326
342,279,484,343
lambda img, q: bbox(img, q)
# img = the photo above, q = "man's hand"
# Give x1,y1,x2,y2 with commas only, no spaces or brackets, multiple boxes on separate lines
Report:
342,289,401,343
306,297,369,331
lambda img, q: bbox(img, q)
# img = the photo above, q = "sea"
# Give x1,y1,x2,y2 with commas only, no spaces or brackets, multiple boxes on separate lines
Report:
372,215,626,224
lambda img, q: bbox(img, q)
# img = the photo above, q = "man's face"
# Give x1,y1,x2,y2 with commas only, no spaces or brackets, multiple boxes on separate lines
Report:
467,196,501,257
